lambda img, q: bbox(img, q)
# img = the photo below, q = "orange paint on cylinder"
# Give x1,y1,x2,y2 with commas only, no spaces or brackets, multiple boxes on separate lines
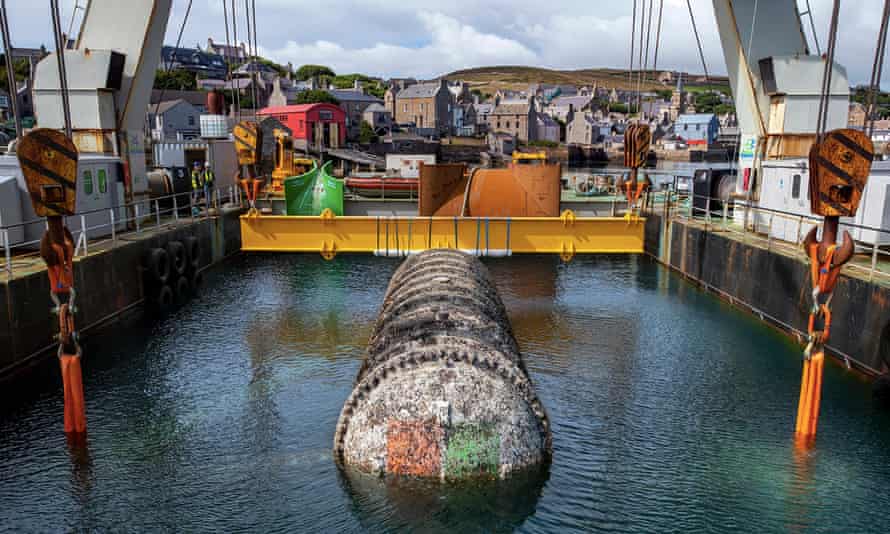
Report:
60,354,87,434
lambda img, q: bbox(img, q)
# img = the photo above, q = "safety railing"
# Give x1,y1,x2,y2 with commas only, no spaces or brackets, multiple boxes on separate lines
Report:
650,187,890,283
1,185,243,279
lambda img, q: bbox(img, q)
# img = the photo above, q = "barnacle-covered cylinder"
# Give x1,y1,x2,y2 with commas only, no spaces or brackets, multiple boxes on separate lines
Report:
334,249,551,479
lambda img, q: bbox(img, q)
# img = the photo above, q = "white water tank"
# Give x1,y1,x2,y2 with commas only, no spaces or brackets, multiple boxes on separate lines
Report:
200,115,228,139
0,175,24,246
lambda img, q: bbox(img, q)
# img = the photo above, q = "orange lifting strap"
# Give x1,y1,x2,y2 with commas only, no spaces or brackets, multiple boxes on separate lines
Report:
47,240,74,294
795,243,841,438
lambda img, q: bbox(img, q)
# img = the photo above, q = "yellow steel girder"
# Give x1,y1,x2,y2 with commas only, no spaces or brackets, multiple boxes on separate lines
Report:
240,211,644,259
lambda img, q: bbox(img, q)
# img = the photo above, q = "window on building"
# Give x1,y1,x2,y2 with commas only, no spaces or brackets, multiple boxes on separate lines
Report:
320,110,333,120
404,104,408,113
98,169,107,194
83,170,93,195
792,174,801,199
506,121,511,128
684,124,688,131
497,121,501,128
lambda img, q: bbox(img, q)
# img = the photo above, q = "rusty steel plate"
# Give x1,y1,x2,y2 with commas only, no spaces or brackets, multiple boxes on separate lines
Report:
418,163,468,216
233,121,263,165
809,128,874,217
17,129,79,217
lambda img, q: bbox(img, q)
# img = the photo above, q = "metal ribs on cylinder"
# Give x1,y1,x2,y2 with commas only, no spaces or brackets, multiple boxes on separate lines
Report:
334,249,551,479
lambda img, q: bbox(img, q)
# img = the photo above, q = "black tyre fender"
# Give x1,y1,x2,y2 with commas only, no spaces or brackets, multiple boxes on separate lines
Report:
173,276,190,305
183,236,201,270
189,270,204,295
148,283,174,313
145,248,169,285
166,241,187,276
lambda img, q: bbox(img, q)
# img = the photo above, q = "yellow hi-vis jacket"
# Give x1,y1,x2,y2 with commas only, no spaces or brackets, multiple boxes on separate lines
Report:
203,169,215,187
191,170,203,190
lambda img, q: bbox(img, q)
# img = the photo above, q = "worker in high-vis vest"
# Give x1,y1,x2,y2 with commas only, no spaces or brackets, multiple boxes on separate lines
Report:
202,161,215,209
191,161,203,215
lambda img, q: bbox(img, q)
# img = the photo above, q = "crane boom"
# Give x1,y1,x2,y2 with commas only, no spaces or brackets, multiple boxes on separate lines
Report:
33,0,172,200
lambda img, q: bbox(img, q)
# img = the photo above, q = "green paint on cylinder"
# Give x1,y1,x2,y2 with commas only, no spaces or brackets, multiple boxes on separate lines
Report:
443,423,499,478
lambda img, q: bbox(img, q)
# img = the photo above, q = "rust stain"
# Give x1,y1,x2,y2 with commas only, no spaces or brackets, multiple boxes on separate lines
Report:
467,163,561,217
386,420,444,477
419,163,468,216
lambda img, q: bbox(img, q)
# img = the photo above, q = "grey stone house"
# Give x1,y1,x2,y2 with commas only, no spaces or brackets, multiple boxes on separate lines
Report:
395,80,453,137
147,99,201,141
329,86,384,140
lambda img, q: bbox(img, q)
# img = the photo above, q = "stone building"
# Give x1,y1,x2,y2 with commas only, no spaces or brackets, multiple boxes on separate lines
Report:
486,101,538,142
394,79,453,137
363,103,392,132
329,85,384,140
849,102,867,129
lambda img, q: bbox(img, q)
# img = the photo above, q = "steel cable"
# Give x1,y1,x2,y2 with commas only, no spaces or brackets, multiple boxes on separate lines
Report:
628,0,637,96
866,0,890,138
816,0,840,140
153,0,194,122
231,0,240,119
685,0,710,83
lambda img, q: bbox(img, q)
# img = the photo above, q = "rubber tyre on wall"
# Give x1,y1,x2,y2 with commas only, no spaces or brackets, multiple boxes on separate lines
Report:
148,283,174,313
174,276,190,306
166,241,187,276
144,248,170,285
183,236,201,270
189,270,204,295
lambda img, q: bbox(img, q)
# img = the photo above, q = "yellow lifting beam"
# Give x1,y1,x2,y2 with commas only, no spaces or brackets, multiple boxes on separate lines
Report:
240,211,645,259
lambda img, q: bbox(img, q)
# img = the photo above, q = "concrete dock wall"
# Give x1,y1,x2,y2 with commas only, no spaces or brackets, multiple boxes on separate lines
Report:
645,214,890,375
0,210,243,376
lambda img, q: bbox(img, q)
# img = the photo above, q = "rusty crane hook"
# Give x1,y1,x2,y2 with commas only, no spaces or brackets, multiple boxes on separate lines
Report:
802,217,854,269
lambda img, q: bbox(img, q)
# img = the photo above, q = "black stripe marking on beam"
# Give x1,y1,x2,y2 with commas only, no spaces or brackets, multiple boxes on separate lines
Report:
816,155,862,188
18,156,77,190
830,132,873,162
29,131,78,161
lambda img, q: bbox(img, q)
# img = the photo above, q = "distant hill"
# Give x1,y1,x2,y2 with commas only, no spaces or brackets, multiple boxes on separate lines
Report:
442,65,728,95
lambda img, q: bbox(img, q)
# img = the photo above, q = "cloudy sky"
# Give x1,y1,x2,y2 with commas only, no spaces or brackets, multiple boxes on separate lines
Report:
5,1,890,84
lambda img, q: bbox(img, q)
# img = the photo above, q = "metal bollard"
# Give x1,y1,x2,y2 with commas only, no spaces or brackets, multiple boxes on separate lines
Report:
135,203,141,232
871,242,879,281
155,199,161,228
110,209,116,243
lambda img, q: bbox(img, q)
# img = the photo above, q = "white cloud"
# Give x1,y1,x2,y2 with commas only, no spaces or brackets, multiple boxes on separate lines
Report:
6,0,890,84
258,11,537,78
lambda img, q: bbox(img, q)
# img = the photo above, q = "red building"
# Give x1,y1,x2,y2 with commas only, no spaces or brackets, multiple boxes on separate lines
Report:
257,103,346,148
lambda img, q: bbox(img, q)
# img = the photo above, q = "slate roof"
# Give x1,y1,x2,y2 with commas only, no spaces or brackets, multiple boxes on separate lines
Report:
549,95,594,109
147,99,196,116
397,82,442,99
676,113,717,124
491,104,531,115
328,89,383,103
